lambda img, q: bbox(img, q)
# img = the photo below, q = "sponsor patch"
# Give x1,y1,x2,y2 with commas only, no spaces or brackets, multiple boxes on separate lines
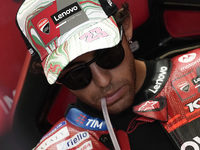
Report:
37,18,50,34
138,101,160,111
177,81,190,93
29,0,89,59
57,131,89,150
181,136,200,150
172,70,199,101
51,2,81,25
180,58,200,72
145,59,171,98
148,66,168,94
51,0,88,34
186,98,200,113
40,121,67,142
172,49,200,73
66,108,108,131
178,53,196,63
76,141,93,150
133,97,168,121
192,75,200,86
37,126,70,150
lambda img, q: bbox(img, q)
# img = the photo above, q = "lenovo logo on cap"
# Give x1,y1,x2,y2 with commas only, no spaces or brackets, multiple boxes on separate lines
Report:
51,2,81,25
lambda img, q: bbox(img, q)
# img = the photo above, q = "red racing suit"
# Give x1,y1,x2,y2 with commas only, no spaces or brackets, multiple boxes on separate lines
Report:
133,48,200,149
33,107,130,150
33,48,200,150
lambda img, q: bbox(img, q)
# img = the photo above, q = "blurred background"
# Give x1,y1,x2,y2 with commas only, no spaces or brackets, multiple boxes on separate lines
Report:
0,0,27,149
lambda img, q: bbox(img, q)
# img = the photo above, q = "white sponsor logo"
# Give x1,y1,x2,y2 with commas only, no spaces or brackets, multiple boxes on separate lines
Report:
178,53,196,63
53,6,78,22
36,127,69,150
186,98,200,113
181,136,200,150
138,101,159,111
181,58,200,71
40,121,67,142
86,119,103,129
76,141,93,150
107,0,113,6
192,75,200,86
57,131,89,150
149,66,168,94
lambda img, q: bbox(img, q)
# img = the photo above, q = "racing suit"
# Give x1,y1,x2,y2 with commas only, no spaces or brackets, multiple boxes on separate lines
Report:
33,48,200,150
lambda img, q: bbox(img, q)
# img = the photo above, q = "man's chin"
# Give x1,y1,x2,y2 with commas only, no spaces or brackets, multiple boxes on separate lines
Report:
106,98,134,115
107,105,129,115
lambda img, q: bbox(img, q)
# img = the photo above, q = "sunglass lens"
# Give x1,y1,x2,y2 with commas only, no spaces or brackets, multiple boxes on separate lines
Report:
63,66,92,90
97,44,124,69
61,43,124,90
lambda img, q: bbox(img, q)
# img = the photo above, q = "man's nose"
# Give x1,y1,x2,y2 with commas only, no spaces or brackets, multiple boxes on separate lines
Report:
90,63,112,88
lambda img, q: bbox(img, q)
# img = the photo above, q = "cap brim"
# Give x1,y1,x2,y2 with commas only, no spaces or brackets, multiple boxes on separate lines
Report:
42,17,121,84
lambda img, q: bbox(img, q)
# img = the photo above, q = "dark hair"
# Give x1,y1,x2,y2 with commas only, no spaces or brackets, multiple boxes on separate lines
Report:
114,3,130,27
31,3,130,74
30,61,44,75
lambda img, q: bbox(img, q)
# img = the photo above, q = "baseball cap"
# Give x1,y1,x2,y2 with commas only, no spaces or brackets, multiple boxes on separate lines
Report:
16,0,120,85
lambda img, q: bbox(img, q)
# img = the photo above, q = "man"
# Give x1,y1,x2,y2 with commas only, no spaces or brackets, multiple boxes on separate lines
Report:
16,0,200,150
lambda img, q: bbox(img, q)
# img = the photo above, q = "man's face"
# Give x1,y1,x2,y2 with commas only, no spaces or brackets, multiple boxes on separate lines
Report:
61,36,136,114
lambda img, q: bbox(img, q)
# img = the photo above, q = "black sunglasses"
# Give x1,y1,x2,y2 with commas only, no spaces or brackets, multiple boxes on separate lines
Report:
58,42,125,90
59,26,124,90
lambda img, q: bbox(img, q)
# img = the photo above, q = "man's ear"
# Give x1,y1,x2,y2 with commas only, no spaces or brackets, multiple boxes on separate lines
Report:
122,14,133,41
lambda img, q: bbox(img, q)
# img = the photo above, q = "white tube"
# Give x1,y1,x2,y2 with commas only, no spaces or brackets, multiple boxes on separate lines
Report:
101,98,121,150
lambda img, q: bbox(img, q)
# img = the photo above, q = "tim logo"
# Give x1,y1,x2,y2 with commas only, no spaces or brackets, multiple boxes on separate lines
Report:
178,53,196,63
66,108,108,131
76,114,87,124
86,119,104,130
76,114,103,129
37,18,50,34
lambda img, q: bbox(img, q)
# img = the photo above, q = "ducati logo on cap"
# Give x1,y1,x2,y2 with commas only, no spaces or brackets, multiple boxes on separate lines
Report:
37,18,50,34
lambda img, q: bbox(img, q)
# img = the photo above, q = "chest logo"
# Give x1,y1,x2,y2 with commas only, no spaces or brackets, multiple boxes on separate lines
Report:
178,53,196,63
